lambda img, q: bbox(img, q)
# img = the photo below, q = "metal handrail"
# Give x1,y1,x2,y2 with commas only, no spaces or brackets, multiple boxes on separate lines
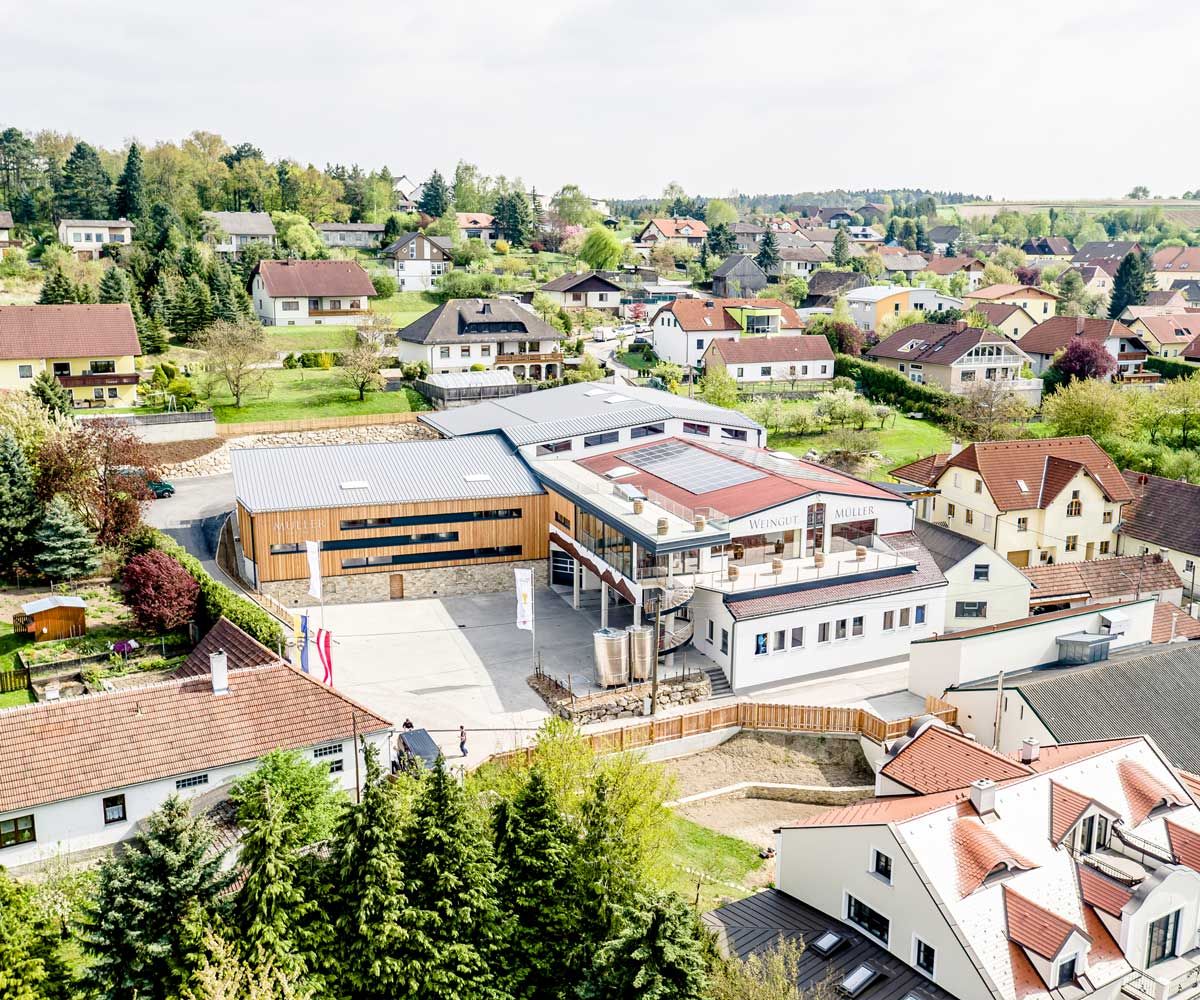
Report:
1113,824,1176,866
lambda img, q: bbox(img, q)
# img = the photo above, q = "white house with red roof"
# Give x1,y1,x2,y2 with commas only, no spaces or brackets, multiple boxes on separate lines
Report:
766,720,1200,1000
249,259,378,326
635,216,709,246
702,334,834,384
650,297,805,370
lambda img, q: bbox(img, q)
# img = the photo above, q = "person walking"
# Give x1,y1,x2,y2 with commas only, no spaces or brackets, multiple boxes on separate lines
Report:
459,725,468,757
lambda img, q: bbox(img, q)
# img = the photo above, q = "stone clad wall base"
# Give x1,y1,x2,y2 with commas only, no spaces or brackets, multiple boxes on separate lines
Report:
260,559,547,607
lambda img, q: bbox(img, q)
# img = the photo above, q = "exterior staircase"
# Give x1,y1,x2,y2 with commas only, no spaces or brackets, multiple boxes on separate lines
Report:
702,663,734,701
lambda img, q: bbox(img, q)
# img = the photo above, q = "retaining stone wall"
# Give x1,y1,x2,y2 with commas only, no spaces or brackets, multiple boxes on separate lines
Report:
546,675,711,723
261,559,548,607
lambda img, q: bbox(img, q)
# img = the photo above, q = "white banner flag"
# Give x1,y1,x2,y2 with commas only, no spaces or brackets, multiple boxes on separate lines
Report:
306,541,322,602
514,567,534,632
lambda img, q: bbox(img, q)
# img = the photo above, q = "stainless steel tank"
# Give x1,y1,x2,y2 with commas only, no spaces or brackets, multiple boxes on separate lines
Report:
627,625,655,681
592,628,629,687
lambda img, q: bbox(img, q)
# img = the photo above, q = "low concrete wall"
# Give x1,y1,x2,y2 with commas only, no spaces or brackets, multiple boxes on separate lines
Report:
669,781,874,808
78,410,216,443
261,559,549,607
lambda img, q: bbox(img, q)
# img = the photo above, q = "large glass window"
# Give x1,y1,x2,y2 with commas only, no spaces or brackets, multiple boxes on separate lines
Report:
340,509,521,530
0,814,35,849
846,895,889,944
575,509,633,580
1148,910,1180,966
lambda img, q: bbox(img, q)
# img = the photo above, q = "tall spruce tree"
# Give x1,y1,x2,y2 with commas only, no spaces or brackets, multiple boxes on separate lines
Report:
1109,251,1150,319
115,142,146,220
575,773,639,942
493,192,535,247
30,370,73,415
396,760,509,1000
57,141,112,219
0,430,42,574
579,890,709,1000
329,743,412,999
493,769,580,999
754,229,780,274
382,214,403,245
37,267,79,304
33,496,99,582
98,264,130,304
914,216,931,253
82,797,232,1000
418,170,450,217
0,868,69,1000
832,226,850,266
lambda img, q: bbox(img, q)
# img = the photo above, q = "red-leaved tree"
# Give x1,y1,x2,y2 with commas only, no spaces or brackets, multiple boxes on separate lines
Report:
1050,337,1117,383
122,550,199,632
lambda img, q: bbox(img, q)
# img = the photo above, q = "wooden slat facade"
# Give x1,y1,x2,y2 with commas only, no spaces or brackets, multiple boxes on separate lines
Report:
240,494,550,583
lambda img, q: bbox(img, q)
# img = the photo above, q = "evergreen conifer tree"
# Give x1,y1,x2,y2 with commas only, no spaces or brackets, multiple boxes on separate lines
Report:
57,141,112,218
885,217,899,243
396,760,509,1000
575,774,639,941
698,240,709,272
832,226,850,266
754,229,780,274
493,769,580,999
1109,251,1150,319
98,264,130,304
0,430,42,574
329,743,412,999
914,217,930,253
0,868,69,999
579,890,709,1000
33,496,99,582
382,214,403,245
81,797,232,1000
418,170,450,217
30,370,73,415
115,142,146,220
37,267,78,304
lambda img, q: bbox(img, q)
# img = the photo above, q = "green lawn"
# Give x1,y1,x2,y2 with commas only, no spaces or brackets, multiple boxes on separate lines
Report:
371,290,439,329
207,368,429,424
0,621,31,672
265,326,358,353
0,689,34,708
766,412,954,480
662,815,765,912
618,349,660,372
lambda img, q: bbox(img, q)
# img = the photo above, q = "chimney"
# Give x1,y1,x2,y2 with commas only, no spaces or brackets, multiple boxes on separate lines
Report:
949,439,965,458
969,778,997,816
705,300,715,309
480,302,492,315
209,649,229,695
1019,737,1040,764
1075,316,1085,336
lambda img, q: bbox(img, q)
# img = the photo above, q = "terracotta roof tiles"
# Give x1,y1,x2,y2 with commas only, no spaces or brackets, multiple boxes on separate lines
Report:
1003,886,1082,959
1152,602,1200,644
706,334,832,366
1023,555,1182,604
0,304,140,361
652,297,803,332
955,821,1038,897
253,259,377,299
1076,862,1134,916
1048,781,1118,844
175,616,286,679
1018,316,1136,357
1117,757,1189,825
880,724,1032,794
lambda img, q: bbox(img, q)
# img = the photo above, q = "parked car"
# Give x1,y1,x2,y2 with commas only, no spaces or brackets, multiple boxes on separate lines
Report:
591,326,616,342
614,323,637,337
148,480,175,498
632,336,651,346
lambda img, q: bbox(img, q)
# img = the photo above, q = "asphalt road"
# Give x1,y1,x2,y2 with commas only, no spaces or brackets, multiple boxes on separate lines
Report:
143,473,235,574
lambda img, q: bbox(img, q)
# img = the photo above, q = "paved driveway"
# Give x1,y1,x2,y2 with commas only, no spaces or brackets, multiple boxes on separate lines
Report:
299,587,601,762
144,473,235,574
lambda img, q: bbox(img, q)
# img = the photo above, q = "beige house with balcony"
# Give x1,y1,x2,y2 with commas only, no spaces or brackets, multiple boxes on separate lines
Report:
0,304,141,407
867,322,1042,407
964,282,1059,321
395,298,565,379
1019,317,1157,383
202,211,276,255
249,259,377,326
891,436,1135,567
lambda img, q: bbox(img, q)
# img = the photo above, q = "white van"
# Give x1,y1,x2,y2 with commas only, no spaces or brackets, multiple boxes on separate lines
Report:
591,326,616,342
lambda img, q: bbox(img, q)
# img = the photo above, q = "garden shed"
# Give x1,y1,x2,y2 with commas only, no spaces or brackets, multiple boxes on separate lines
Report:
16,596,87,642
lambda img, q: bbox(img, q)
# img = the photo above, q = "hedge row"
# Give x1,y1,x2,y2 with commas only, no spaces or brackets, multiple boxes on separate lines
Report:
1146,355,1199,381
834,354,963,426
148,530,285,650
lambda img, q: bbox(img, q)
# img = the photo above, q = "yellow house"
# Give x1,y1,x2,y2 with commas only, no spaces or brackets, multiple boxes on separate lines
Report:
891,436,1134,568
0,304,141,407
1128,313,1200,358
968,301,1039,341
964,283,1058,322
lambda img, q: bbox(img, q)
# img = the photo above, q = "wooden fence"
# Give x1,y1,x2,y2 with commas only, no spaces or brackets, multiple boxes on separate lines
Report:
216,411,421,438
490,695,958,765
0,668,31,694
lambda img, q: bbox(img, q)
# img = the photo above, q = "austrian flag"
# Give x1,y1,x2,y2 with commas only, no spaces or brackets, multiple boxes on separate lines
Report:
314,628,334,685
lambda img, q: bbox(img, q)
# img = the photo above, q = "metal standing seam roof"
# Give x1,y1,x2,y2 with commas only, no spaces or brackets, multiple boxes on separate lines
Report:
502,404,675,445
21,596,86,615
231,433,543,512
422,370,517,389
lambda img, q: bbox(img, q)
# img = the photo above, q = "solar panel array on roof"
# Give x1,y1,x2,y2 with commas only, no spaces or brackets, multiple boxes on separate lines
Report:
623,440,766,496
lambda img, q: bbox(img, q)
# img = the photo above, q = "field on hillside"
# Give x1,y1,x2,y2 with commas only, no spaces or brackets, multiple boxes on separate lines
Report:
947,199,1200,226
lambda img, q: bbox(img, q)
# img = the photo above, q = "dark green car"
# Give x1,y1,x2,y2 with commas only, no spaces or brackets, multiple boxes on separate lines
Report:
147,480,175,499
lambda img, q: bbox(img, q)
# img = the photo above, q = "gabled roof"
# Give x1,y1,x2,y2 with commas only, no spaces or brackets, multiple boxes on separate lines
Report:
59,218,134,229
1018,316,1138,356
381,232,451,259
803,270,867,300
398,298,563,345
1022,555,1183,604
711,254,767,278
0,660,391,814
539,269,624,292
1120,470,1200,555
1117,757,1189,825
967,283,1058,301
880,723,1033,794
911,520,987,573
970,302,1031,327
1022,237,1076,256
1166,819,1200,870
867,322,1023,365
776,245,828,262
1049,781,1118,844
925,255,982,275
928,225,961,243
1076,862,1134,915
21,595,85,615
706,334,833,366
252,259,376,299
0,304,140,361
639,216,708,239
1133,313,1200,345
1152,601,1200,643
456,212,495,228
175,616,286,680
1152,246,1200,274
1003,886,1083,959
1072,241,1140,264
891,436,1133,512
651,297,802,332
203,211,276,237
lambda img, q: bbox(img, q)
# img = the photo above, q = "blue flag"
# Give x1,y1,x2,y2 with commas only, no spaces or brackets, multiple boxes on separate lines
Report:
299,614,310,673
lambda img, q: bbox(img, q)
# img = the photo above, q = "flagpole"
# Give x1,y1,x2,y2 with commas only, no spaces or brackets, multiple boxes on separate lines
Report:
530,580,537,673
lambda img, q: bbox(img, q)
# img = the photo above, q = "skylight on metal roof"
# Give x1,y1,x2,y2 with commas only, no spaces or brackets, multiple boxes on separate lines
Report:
811,930,844,956
604,394,631,403
839,965,880,997
339,480,370,490
584,388,606,396
463,473,492,482
604,466,637,479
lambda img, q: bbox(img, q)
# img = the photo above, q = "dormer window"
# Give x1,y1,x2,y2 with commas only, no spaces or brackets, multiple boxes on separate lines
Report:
1056,956,1077,987
1148,910,1181,967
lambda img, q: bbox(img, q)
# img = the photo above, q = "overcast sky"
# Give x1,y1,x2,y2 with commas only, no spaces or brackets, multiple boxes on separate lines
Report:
6,0,1195,202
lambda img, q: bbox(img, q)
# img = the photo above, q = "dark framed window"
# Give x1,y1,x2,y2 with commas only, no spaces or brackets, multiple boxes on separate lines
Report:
872,850,892,882
916,939,936,976
973,564,989,581
683,421,710,436
321,531,458,552
720,629,729,654
1057,957,1076,986
955,601,988,618
914,605,926,625
846,894,889,944
554,511,571,529
176,774,209,790
536,440,571,456
1148,910,1180,966
340,509,521,531
270,542,305,555
721,427,748,442
631,423,665,439
584,431,619,448
0,814,35,849
103,795,126,824
342,545,521,569
852,616,864,637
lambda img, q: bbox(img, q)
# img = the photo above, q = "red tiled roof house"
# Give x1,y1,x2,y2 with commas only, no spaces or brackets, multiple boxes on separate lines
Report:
250,259,377,327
